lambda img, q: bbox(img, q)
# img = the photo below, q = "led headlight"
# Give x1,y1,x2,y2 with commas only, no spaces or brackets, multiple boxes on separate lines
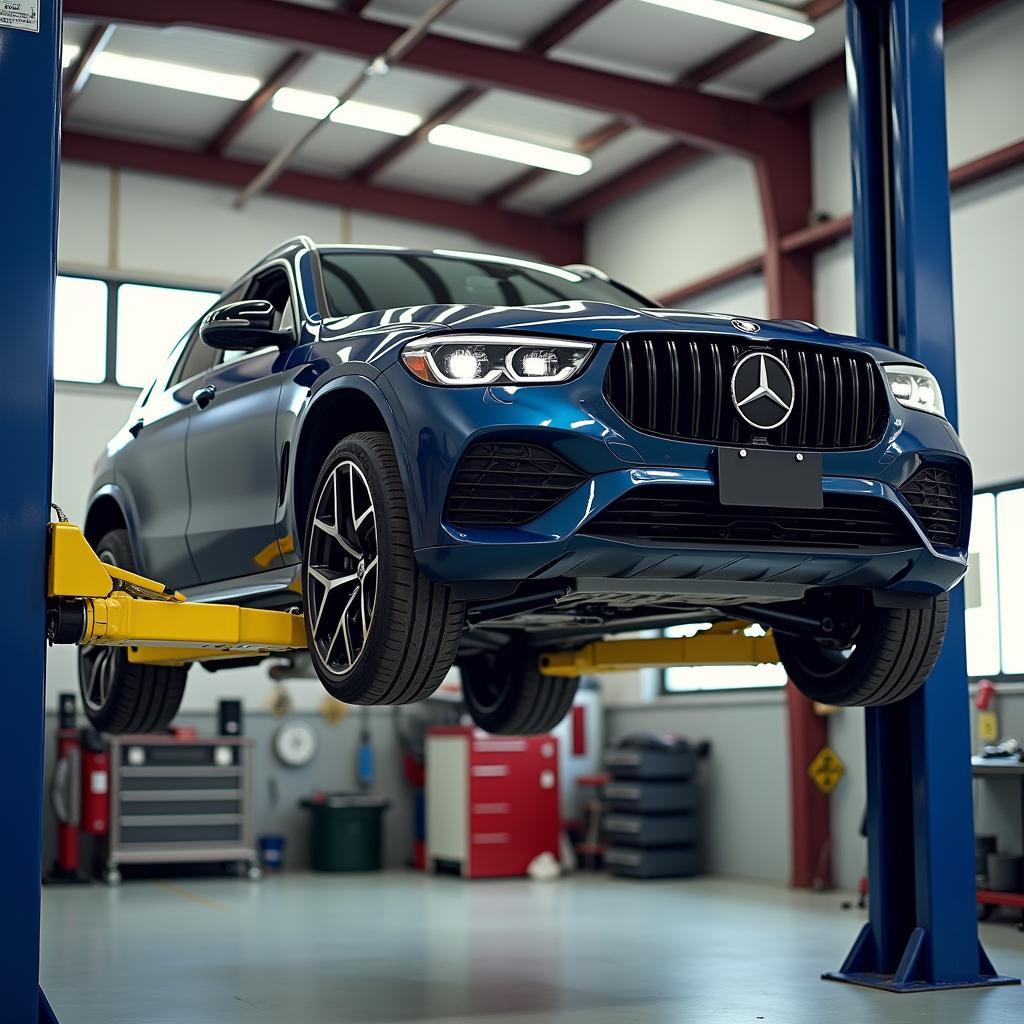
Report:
402,335,594,386
883,363,945,416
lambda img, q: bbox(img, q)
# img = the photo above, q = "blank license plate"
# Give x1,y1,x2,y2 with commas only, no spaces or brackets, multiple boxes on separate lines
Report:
718,448,823,510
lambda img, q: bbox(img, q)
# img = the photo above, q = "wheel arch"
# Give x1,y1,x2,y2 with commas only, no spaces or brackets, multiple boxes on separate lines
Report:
83,486,139,562
291,376,419,555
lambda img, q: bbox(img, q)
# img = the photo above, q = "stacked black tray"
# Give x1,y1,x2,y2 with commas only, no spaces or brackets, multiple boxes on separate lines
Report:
603,741,700,879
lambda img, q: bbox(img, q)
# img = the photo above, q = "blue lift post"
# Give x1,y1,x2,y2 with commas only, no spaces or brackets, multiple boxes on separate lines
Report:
824,0,1017,992
0,2,62,1022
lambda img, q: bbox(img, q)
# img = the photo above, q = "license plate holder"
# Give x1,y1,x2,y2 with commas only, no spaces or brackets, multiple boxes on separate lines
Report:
718,448,823,510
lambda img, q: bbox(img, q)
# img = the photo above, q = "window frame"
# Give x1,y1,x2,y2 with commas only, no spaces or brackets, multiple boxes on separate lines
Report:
54,268,227,391
970,477,1024,684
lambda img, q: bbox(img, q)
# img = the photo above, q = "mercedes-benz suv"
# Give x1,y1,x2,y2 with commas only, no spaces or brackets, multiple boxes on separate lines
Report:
81,237,969,734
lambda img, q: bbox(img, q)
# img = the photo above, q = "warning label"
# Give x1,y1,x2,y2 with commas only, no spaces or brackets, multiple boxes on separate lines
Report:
808,745,845,796
1,1,39,33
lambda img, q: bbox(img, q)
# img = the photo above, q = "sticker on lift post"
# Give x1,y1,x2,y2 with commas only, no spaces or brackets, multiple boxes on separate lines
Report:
808,745,845,795
1,1,40,32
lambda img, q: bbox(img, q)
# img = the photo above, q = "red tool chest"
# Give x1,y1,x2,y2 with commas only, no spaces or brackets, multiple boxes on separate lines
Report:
425,726,559,878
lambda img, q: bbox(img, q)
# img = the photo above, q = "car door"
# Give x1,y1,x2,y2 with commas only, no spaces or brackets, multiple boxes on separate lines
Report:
184,265,295,583
114,317,221,588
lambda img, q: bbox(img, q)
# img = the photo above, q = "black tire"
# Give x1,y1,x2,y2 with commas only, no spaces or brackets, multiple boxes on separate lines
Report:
302,431,465,705
77,529,188,733
776,593,948,706
460,648,579,735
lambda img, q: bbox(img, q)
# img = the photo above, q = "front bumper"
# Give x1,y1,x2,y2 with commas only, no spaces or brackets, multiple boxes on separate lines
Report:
378,350,970,604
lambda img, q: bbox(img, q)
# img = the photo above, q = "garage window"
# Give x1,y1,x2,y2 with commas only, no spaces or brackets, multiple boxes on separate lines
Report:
116,283,219,387
54,276,108,383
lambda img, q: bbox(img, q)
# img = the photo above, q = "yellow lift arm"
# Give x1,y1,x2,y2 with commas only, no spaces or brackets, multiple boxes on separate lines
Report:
537,620,779,677
47,521,776,677
47,522,306,667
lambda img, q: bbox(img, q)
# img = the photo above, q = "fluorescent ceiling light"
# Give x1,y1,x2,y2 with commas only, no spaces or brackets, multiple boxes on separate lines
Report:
272,87,422,137
638,0,814,41
62,43,81,68
88,52,260,101
428,125,591,176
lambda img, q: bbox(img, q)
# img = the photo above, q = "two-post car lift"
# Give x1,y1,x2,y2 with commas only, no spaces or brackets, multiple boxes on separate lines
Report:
2,1,1016,1020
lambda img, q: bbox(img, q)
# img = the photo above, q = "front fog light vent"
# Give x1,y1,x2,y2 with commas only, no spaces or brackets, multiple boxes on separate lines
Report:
446,442,586,527
899,466,961,548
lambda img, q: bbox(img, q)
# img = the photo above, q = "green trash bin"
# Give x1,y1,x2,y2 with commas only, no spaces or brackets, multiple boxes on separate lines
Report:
301,794,390,872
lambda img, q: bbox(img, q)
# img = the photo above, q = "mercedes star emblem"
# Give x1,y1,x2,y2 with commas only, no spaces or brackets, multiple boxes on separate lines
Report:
732,319,760,334
730,352,796,430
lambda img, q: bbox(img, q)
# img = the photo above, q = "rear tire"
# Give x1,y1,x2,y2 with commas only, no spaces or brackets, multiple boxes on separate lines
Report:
460,648,578,735
77,529,188,733
777,593,948,706
302,432,465,705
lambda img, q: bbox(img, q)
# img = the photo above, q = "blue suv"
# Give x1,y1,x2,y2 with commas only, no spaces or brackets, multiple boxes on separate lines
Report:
82,237,969,734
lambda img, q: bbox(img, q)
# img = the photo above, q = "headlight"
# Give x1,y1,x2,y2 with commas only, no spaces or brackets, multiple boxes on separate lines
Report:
883,363,945,416
401,335,594,386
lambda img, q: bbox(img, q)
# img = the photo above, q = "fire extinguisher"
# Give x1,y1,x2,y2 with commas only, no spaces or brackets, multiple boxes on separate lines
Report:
47,693,85,883
80,729,110,836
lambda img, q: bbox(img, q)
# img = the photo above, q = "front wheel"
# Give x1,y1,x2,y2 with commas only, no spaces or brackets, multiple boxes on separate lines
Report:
302,432,465,705
460,648,578,735
777,593,948,706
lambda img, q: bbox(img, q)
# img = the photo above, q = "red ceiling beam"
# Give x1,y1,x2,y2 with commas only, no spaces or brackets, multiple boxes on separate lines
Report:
62,23,116,116
353,86,484,180
681,0,843,89
523,0,617,53
63,0,799,159
553,141,704,223
207,50,311,155
61,131,584,264
656,136,1024,304
770,0,1008,109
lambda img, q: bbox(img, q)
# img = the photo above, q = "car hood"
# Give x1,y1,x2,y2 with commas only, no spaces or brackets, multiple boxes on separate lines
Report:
319,300,897,362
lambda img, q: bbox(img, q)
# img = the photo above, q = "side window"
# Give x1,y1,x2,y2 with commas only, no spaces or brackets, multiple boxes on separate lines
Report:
170,283,246,386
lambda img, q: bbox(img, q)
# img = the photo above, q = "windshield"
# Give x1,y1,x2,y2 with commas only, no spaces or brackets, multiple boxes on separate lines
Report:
318,249,652,316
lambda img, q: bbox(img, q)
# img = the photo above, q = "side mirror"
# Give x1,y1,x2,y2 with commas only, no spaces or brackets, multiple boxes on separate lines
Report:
200,299,292,351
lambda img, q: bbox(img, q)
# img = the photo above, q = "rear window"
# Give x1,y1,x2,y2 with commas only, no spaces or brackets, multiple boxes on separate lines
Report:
319,251,650,316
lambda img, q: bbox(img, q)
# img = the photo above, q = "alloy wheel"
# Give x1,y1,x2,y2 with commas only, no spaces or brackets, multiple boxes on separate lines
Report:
306,460,379,676
79,551,121,713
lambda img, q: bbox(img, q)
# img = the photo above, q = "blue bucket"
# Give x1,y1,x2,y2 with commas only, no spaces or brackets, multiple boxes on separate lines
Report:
259,834,286,871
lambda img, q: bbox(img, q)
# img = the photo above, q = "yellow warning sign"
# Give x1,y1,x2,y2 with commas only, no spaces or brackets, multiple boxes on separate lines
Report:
808,746,845,795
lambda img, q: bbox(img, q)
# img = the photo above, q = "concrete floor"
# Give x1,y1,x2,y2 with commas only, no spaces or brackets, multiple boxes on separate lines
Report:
41,872,1024,1023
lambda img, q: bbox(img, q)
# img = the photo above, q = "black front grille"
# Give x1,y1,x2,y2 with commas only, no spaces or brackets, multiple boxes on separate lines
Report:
447,442,587,527
604,334,889,450
898,466,962,547
582,486,917,550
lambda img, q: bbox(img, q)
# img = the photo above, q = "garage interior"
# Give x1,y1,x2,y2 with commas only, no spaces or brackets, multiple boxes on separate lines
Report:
4,0,1024,1021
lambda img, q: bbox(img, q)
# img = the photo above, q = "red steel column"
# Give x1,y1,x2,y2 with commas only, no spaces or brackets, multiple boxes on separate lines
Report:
758,116,833,889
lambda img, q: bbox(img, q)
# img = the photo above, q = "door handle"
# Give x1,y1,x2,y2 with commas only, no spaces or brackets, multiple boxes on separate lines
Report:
192,385,217,410
128,419,145,438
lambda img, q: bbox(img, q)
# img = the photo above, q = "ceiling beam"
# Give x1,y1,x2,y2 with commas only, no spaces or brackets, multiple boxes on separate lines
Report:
680,0,842,88
523,0,618,54
353,86,484,180
487,0,838,210
62,23,116,116
657,135,1024,305
63,0,799,159
61,131,583,263
207,50,311,155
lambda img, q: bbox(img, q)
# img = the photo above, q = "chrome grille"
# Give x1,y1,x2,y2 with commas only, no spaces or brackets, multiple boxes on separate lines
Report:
604,334,889,450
